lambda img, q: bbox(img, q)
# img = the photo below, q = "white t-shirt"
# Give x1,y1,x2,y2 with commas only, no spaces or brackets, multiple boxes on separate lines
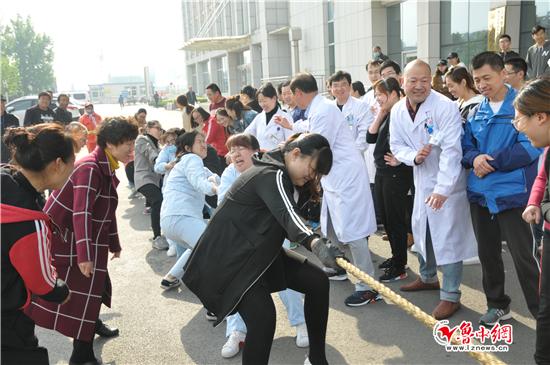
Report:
489,100,504,114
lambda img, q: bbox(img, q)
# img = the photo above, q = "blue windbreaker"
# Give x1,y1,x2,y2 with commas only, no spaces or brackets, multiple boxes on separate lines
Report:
461,86,542,214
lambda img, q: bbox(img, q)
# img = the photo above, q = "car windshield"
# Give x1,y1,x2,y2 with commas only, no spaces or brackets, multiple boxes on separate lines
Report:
72,93,86,100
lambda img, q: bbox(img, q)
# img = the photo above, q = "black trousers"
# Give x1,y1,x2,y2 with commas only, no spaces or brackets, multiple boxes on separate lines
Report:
536,230,550,365
470,204,540,317
1,311,49,365
138,184,163,238
374,171,413,267
237,254,329,365
125,161,135,186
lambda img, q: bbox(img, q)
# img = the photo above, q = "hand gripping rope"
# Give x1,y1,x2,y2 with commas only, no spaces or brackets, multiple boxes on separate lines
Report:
336,258,506,365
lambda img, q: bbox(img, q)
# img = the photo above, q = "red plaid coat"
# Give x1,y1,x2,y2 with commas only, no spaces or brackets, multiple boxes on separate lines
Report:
25,147,121,341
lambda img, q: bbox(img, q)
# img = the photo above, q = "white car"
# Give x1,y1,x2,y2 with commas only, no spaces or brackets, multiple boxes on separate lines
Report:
6,95,82,126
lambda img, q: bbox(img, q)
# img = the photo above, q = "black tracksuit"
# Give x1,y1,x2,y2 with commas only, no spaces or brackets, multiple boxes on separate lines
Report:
54,107,73,125
367,112,413,268
183,150,328,364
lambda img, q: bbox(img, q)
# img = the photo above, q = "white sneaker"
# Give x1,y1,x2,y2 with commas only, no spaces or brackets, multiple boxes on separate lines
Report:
221,331,246,358
166,245,176,257
463,256,480,265
152,236,169,250
295,323,309,348
304,356,312,365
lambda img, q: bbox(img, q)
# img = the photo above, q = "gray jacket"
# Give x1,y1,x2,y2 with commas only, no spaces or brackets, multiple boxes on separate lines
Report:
134,134,161,190
526,40,550,79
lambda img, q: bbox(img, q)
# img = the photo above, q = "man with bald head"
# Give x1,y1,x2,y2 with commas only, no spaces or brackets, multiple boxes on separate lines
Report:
389,60,477,320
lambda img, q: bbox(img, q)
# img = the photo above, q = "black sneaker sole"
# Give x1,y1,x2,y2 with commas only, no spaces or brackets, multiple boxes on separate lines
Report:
379,272,408,283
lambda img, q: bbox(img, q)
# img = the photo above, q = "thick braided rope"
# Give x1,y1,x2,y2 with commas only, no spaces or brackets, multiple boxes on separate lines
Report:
336,258,506,365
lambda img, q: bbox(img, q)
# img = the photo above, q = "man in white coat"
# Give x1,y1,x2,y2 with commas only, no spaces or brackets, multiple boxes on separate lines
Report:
289,73,380,307
389,60,477,319
328,70,370,154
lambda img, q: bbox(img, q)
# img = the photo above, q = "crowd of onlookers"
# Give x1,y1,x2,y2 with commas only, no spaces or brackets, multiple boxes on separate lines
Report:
1,23,550,365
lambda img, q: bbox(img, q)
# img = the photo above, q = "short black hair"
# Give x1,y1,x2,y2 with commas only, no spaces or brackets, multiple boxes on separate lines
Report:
97,118,139,148
351,81,366,96
499,34,511,41
206,83,221,94
240,85,256,99
328,70,352,86
290,73,318,93
504,57,528,79
257,83,278,99
57,93,69,102
532,25,546,35
471,51,504,72
380,60,401,75
38,91,52,100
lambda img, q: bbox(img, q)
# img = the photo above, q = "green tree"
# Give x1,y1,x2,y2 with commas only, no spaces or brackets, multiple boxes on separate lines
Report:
1,55,22,98
1,15,56,96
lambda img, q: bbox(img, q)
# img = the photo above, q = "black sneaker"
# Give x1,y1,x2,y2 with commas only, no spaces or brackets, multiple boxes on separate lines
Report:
160,277,181,290
323,267,348,281
379,266,408,283
344,290,382,307
378,257,393,269
205,310,217,321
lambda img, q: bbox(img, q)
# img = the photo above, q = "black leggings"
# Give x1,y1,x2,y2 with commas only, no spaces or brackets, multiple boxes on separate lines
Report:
237,255,329,365
138,184,163,238
125,161,135,186
536,231,550,364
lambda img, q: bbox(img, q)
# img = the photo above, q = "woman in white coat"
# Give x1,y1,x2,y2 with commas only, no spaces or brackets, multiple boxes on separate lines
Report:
389,60,477,320
244,83,294,151
288,73,380,307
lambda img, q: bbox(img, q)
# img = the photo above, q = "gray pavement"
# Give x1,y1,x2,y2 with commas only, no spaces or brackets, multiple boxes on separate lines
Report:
36,105,536,365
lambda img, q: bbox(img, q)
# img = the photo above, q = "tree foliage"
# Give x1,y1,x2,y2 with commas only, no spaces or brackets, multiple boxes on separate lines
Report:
1,55,22,98
1,15,56,98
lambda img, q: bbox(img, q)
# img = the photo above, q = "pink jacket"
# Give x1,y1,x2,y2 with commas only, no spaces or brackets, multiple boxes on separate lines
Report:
527,147,550,230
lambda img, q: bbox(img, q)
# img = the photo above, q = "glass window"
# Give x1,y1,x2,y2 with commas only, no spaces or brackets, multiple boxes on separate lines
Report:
387,1,417,67
520,1,550,57
440,0,489,66
217,56,229,94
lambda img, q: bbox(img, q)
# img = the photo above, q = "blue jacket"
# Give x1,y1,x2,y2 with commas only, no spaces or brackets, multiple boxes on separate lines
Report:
154,145,177,175
461,86,542,213
160,153,218,219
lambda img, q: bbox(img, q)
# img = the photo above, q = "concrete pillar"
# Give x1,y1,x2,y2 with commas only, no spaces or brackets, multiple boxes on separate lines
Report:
226,52,240,95
250,44,263,87
208,58,217,85
417,0,441,69
504,1,522,53
289,27,302,75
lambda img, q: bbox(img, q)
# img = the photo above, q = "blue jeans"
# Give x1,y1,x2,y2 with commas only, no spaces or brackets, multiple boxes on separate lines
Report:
418,224,463,303
160,215,206,279
226,240,306,336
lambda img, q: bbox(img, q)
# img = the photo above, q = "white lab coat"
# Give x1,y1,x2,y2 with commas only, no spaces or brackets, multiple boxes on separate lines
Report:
389,91,477,265
334,95,370,153
308,94,377,242
362,94,378,184
245,108,295,151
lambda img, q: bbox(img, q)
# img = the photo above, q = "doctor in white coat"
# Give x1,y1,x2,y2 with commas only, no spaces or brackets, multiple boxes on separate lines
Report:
328,71,370,154
289,73,380,307
389,60,477,320
245,83,295,151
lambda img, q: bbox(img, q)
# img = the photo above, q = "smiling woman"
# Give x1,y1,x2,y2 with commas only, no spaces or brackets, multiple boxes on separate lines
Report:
24,118,138,365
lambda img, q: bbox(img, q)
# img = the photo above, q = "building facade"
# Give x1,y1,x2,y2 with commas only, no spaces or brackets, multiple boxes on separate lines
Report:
181,0,550,95
89,76,153,104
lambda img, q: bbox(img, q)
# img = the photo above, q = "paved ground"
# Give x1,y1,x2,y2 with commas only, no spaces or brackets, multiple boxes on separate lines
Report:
36,105,537,364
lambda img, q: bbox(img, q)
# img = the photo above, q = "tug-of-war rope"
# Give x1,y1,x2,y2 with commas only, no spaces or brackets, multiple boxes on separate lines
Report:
336,258,506,365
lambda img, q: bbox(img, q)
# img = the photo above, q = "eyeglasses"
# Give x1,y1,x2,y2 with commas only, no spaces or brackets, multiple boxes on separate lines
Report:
511,115,529,130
